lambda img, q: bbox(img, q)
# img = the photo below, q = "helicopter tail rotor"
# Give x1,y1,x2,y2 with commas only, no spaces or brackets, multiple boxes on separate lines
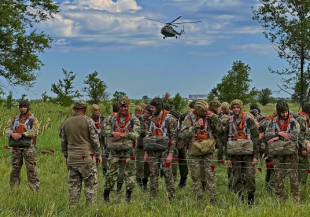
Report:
180,25,185,35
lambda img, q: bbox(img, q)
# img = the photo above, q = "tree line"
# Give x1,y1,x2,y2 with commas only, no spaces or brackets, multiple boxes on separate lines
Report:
1,1,310,106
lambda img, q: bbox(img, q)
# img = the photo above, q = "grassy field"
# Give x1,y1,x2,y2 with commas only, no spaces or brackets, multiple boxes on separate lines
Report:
0,102,309,217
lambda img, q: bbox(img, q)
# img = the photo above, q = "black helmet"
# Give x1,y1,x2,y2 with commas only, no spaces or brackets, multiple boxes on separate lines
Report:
169,109,180,120
150,98,163,116
276,100,289,116
250,103,259,110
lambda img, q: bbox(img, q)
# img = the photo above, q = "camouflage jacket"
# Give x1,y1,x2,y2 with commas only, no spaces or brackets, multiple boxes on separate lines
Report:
146,112,178,153
223,113,260,159
294,114,307,151
264,116,300,148
137,115,151,147
5,113,40,138
179,111,223,144
61,114,101,162
103,112,141,142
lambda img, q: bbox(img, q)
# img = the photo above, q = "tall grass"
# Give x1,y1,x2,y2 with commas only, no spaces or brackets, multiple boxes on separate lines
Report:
0,102,309,217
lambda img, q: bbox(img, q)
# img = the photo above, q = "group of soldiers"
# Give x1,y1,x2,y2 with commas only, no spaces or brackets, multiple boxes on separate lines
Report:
6,97,310,207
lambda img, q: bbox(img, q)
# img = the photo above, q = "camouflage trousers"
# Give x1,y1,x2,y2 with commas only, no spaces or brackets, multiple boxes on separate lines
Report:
135,147,150,179
273,153,300,202
172,147,188,181
104,152,135,191
297,153,309,186
230,155,256,195
265,155,275,189
67,164,98,206
10,146,40,192
148,151,175,199
188,154,216,198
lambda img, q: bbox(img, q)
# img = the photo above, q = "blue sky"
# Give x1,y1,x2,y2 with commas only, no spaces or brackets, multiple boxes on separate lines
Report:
11,0,291,100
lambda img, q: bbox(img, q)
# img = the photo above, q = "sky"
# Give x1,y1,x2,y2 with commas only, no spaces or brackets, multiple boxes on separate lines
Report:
10,0,292,100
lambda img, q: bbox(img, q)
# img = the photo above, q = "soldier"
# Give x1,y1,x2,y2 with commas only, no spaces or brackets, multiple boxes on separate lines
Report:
5,100,40,192
143,97,177,200
170,109,189,189
179,100,222,203
136,105,151,191
224,99,259,206
103,98,141,203
61,100,102,207
89,104,105,171
220,102,232,117
294,102,310,186
265,100,300,202
101,102,126,193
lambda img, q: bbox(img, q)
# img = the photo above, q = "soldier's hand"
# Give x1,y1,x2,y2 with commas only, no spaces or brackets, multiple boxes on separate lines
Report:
197,118,204,126
96,157,102,165
166,153,173,163
11,133,22,140
252,158,258,165
267,137,279,144
227,159,232,168
259,132,264,140
144,151,149,162
278,131,290,140
112,132,122,140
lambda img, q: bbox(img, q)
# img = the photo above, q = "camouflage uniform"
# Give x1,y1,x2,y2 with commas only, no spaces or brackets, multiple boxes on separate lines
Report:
136,113,150,190
265,101,300,202
145,98,177,200
295,102,310,186
5,101,40,192
223,100,259,206
179,100,222,202
103,99,141,203
61,101,101,207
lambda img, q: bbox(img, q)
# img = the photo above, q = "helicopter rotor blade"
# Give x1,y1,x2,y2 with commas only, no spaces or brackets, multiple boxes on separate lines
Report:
173,21,201,24
169,16,182,24
144,17,167,25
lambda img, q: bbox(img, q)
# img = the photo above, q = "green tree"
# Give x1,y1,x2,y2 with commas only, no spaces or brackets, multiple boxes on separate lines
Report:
112,91,127,102
82,71,109,104
6,91,13,109
257,88,272,106
50,69,82,107
0,0,59,88
171,93,187,111
216,61,256,104
252,1,310,104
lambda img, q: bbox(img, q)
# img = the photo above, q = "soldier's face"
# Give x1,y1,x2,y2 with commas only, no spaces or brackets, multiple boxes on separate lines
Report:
119,105,128,116
93,109,100,117
19,106,28,115
217,107,221,114
232,105,241,115
222,108,227,114
144,110,151,119
150,105,157,115
135,110,141,118
280,110,289,120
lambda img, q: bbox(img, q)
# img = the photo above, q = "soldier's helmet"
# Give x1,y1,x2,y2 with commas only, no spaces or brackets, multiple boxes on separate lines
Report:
19,100,30,110
119,97,130,107
250,103,259,110
195,100,208,116
230,99,243,112
209,99,221,114
276,100,289,116
150,98,164,115
169,109,181,120
91,104,100,111
221,102,230,110
74,100,87,109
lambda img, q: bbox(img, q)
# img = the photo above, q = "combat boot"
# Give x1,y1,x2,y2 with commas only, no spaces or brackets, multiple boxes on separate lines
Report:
116,182,123,193
103,189,110,202
247,193,254,207
126,190,132,204
201,181,206,192
142,178,148,191
136,178,143,189
178,176,187,189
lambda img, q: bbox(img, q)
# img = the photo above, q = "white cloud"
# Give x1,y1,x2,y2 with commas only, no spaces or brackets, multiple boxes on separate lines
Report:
230,44,277,56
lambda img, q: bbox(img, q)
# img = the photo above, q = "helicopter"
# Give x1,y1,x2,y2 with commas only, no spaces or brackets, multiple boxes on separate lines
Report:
144,16,201,39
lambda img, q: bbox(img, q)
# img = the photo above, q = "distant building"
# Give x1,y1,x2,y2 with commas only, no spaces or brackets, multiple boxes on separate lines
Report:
189,94,208,100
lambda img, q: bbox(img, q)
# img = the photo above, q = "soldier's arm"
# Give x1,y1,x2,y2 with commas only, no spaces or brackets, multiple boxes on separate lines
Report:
125,117,141,140
289,119,300,142
60,122,68,159
86,118,101,158
297,117,307,150
4,119,14,137
103,116,113,137
264,122,277,141
249,119,259,159
223,120,229,160
210,114,223,135
24,117,40,137
167,116,178,153
178,114,199,140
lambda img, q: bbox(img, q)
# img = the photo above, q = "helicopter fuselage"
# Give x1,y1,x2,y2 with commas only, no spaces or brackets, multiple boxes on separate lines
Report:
161,25,181,38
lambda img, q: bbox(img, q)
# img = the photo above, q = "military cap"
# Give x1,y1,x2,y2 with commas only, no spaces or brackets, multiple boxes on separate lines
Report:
74,100,87,109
